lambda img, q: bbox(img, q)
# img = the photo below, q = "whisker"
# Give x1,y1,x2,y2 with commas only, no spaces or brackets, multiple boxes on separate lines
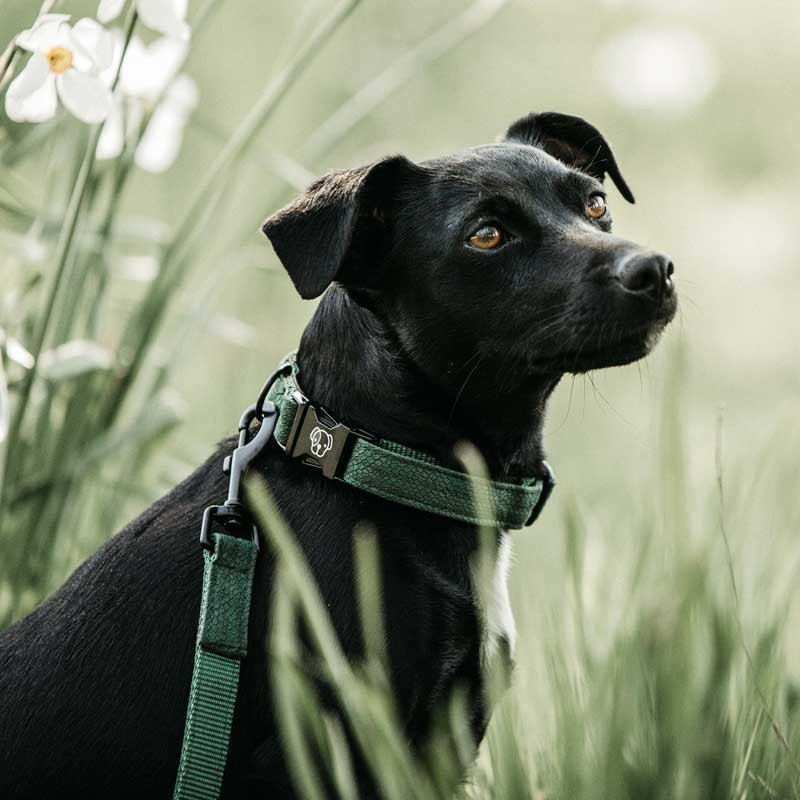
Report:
448,352,485,421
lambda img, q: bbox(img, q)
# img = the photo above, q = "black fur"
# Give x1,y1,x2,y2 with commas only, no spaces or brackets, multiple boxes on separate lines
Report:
0,112,676,798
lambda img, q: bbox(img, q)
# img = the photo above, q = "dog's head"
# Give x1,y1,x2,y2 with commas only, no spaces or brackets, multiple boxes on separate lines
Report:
263,111,676,388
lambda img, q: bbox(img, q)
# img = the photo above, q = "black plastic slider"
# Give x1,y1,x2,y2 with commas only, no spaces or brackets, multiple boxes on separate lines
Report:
525,461,556,526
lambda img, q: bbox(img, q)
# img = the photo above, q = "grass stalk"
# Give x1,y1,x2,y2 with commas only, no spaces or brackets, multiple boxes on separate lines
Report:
0,10,138,537
0,44,19,93
214,0,512,260
716,414,800,781
302,0,511,161
247,478,438,800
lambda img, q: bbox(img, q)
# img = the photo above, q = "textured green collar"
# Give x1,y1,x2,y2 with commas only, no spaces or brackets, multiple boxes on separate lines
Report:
265,354,554,529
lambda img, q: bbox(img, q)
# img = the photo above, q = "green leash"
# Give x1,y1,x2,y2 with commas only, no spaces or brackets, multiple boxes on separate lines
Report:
174,397,277,800
173,534,258,799
174,354,555,798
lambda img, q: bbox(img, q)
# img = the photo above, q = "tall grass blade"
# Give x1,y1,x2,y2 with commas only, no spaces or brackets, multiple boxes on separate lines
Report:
0,9,139,534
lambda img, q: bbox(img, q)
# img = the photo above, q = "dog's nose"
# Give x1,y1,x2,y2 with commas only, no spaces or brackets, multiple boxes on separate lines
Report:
616,252,674,305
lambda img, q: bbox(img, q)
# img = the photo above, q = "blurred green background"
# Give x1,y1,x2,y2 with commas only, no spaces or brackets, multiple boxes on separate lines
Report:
2,0,800,796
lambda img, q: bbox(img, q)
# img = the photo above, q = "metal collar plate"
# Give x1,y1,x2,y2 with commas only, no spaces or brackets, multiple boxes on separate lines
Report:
284,399,358,479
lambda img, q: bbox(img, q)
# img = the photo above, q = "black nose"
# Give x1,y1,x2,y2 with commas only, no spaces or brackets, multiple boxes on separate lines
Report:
616,253,674,305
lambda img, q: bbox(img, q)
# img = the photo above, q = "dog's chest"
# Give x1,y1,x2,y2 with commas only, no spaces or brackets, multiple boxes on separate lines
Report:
471,532,516,665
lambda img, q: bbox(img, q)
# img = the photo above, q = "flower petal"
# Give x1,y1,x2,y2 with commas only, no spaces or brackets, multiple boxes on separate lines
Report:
5,55,57,123
39,340,112,382
70,18,115,72
135,0,190,41
6,336,36,369
121,35,187,101
15,14,71,52
96,0,125,24
57,70,112,124
125,101,145,138
134,74,196,171
164,72,198,112
135,104,184,172
98,28,125,86
147,36,189,78
96,97,125,159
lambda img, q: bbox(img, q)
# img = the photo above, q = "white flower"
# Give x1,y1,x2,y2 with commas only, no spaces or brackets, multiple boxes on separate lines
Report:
0,329,35,370
96,32,186,157
95,94,129,159
117,35,188,104
39,340,113,382
5,14,114,124
597,24,718,116
16,223,48,264
97,0,190,41
116,254,160,282
134,73,197,172
95,32,197,172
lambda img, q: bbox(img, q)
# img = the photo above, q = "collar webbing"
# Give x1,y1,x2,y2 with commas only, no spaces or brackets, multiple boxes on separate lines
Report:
266,354,555,530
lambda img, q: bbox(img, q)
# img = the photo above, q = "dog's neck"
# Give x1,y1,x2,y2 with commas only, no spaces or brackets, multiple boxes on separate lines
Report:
294,287,559,479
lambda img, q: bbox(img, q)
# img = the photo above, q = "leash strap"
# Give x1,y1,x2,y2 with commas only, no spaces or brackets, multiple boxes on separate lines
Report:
174,398,276,799
173,533,258,800
267,354,555,529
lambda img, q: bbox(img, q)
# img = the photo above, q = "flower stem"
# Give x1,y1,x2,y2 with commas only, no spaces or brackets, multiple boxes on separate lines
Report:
0,46,20,93
192,0,223,33
302,0,510,160
0,10,138,539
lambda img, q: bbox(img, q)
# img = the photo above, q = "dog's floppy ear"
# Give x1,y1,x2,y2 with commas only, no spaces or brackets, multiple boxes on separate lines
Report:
505,111,635,204
262,155,417,299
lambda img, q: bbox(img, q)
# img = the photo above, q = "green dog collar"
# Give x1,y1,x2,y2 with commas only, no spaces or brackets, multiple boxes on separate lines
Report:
265,354,555,530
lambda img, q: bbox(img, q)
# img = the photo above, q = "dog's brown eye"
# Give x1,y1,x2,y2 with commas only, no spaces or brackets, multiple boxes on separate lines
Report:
586,195,607,219
468,225,504,250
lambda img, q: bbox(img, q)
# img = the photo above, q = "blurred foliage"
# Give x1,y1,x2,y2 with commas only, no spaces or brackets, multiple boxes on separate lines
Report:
1,0,800,797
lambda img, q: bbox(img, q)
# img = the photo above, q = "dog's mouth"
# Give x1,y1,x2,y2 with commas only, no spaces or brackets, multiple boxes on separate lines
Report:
529,316,672,374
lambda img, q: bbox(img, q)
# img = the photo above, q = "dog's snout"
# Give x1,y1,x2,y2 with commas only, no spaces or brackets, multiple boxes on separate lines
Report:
616,252,674,305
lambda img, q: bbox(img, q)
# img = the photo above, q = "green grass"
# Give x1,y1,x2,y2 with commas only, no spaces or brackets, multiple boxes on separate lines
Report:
243,397,800,799
2,1,800,797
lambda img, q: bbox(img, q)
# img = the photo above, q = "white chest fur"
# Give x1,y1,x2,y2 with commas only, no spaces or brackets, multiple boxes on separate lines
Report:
471,532,516,666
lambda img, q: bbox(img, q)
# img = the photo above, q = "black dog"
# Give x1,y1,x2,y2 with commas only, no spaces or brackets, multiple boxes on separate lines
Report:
0,112,676,798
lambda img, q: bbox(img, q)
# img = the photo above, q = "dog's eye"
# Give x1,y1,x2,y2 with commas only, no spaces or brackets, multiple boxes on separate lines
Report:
468,225,505,250
586,194,607,219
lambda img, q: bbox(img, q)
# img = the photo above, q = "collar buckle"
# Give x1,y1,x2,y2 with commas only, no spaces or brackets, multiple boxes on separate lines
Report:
283,396,370,479
526,460,556,526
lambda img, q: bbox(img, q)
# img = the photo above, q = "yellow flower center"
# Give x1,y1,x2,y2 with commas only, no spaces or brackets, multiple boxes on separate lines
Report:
46,46,73,74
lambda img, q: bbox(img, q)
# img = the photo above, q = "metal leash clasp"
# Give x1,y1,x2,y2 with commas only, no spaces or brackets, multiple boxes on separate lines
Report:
199,401,278,552
199,360,295,551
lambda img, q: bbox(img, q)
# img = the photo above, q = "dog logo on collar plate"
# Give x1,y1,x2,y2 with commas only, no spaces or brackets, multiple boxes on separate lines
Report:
309,426,334,458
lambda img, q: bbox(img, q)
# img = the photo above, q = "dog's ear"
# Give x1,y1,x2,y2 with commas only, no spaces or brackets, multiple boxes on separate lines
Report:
262,155,417,299
504,111,635,204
